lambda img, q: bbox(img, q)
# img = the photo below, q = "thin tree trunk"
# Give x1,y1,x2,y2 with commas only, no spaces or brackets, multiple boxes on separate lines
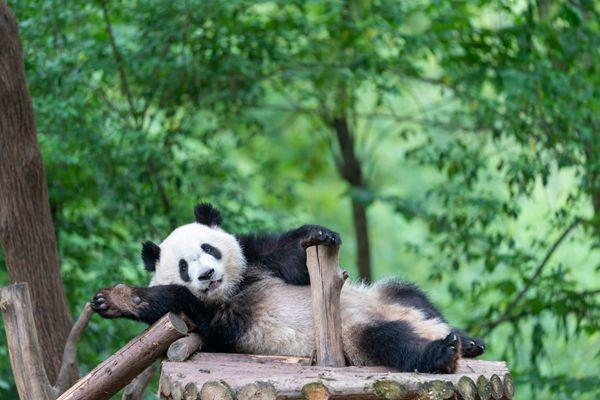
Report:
330,116,372,282
0,2,75,385
350,197,371,281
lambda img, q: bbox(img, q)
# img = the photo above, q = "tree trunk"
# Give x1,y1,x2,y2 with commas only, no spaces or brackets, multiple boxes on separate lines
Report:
350,197,371,282
330,116,372,282
0,2,75,385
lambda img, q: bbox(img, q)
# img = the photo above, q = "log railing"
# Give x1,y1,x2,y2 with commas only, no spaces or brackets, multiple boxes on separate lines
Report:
0,282,189,400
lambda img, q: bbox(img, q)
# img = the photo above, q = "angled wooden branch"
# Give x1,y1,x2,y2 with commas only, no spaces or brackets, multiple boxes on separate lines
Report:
53,303,94,397
122,364,155,400
0,283,54,400
58,312,188,400
306,245,348,367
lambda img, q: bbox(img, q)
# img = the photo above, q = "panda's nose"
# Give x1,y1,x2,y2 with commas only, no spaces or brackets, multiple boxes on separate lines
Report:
198,268,215,281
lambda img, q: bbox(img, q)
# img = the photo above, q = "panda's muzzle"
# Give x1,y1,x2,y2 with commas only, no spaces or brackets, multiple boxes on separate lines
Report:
198,268,215,281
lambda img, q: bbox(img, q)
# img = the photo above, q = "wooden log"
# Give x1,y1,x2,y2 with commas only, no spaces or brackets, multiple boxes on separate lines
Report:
456,376,477,400
373,380,409,399
184,382,200,400
477,375,492,400
421,380,454,399
305,244,348,367
302,382,331,400
503,374,515,399
489,374,504,399
0,283,54,400
200,380,234,400
172,381,184,400
167,333,203,362
160,374,173,398
122,364,155,400
58,313,187,400
237,381,277,400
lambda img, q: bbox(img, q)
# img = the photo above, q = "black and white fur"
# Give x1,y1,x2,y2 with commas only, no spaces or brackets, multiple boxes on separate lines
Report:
91,203,484,373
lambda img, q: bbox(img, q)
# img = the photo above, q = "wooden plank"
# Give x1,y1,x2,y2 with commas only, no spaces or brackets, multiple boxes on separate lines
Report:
161,354,510,399
188,352,507,373
188,352,311,365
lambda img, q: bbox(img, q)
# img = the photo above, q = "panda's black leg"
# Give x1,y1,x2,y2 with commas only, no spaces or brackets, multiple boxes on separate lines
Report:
358,321,435,373
91,284,213,334
420,333,461,373
453,329,486,358
261,225,342,285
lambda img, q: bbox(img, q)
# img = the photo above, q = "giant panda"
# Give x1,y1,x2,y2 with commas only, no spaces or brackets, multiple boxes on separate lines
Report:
91,203,485,373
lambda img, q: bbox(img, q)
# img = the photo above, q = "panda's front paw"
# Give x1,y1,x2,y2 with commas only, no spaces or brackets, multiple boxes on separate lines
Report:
300,225,342,249
91,284,143,319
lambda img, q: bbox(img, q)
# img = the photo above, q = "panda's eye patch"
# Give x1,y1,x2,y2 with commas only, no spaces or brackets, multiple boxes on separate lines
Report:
201,243,222,260
179,259,190,282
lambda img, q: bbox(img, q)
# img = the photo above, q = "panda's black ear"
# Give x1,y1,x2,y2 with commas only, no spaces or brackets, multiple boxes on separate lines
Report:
194,203,223,227
141,241,160,272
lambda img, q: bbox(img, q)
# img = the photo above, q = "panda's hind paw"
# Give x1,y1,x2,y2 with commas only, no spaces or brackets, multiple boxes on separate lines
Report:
91,284,141,319
422,333,461,373
460,336,486,358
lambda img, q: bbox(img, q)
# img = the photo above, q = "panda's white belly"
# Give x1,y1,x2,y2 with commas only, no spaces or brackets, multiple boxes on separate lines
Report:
236,281,315,355
235,279,451,358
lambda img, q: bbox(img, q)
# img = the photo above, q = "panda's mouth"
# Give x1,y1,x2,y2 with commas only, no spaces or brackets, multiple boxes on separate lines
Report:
204,279,223,292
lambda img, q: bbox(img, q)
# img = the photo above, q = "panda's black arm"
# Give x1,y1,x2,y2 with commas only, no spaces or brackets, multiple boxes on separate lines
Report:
91,284,215,336
238,224,342,285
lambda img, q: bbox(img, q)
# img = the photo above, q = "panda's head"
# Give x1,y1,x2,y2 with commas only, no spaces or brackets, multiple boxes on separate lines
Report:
141,203,246,303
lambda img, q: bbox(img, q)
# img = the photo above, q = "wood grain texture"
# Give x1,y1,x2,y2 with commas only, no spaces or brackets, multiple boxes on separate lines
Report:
305,245,347,367
0,3,75,384
160,353,511,399
0,283,54,400
58,313,187,400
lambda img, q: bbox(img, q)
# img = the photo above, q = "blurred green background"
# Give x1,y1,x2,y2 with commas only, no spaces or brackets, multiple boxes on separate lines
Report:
0,0,598,398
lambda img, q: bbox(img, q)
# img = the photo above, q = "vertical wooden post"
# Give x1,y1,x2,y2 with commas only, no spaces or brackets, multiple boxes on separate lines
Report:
0,283,54,400
306,245,348,367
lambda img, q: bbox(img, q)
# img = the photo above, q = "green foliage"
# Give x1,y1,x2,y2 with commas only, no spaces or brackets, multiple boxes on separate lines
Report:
1,0,598,398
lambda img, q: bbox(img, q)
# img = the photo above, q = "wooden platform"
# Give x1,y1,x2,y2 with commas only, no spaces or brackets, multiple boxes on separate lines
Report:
159,353,514,400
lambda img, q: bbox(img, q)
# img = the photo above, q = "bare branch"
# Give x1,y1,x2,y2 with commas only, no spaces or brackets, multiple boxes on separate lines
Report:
53,303,94,397
480,218,582,334
507,219,581,311
122,364,155,400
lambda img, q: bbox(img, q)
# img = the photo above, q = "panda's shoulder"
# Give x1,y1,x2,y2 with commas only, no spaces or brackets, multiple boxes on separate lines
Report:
235,231,280,260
